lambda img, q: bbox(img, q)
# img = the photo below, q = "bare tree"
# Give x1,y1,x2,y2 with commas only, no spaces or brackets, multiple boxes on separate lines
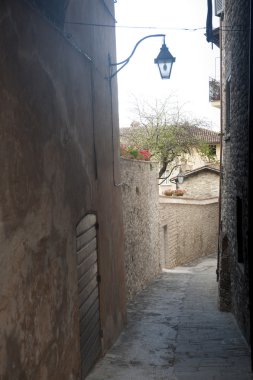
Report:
121,98,211,178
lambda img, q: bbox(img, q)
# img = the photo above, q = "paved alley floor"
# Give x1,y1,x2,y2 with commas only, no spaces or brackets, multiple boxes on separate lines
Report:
87,255,253,380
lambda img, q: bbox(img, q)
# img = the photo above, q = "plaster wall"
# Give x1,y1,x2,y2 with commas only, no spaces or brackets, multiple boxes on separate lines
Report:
180,146,220,171
0,1,126,378
120,158,161,302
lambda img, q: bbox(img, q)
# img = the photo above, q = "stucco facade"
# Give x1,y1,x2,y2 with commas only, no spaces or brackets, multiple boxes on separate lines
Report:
0,1,126,378
181,145,220,172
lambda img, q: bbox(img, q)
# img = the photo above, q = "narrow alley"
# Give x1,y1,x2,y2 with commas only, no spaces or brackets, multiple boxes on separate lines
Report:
87,255,253,380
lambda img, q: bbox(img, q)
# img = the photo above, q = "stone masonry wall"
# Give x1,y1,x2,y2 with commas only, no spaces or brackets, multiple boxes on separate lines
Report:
160,198,219,268
120,158,161,302
219,0,251,342
178,171,220,199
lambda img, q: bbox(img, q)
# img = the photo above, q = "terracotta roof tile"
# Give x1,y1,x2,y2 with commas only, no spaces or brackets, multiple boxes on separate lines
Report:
170,165,220,181
120,126,220,144
186,126,220,144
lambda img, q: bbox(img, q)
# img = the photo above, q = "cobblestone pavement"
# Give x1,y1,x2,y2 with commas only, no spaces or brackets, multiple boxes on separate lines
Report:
87,255,253,380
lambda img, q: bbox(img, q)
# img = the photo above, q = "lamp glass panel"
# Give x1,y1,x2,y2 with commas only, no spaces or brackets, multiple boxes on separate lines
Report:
158,61,173,79
177,175,184,184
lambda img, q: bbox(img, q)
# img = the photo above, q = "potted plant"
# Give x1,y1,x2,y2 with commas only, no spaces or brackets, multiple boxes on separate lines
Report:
163,189,174,196
173,189,186,196
120,144,151,161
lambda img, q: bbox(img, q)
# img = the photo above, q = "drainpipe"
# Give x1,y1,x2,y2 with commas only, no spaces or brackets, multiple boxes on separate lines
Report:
217,18,223,282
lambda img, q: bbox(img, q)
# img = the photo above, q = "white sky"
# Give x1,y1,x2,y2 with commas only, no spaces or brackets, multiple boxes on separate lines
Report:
114,0,220,130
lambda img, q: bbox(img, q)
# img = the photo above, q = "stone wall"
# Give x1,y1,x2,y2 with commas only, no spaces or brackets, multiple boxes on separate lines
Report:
178,171,220,199
160,197,219,268
219,0,251,343
0,1,126,378
120,158,161,302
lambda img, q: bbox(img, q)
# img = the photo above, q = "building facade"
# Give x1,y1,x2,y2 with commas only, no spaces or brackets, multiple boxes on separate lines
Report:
159,128,220,195
175,166,220,199
217,0,253,359
0,1,126,378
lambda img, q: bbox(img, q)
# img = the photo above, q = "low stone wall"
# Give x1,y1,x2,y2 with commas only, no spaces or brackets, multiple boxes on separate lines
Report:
159,197,219,268
120,158,160,302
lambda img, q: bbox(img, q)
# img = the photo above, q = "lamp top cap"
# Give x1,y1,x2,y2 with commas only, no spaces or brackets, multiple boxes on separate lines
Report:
154,43,176,63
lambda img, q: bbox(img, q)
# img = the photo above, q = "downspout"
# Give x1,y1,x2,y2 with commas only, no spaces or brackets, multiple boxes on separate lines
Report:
217,18,223,281
206,0,222,280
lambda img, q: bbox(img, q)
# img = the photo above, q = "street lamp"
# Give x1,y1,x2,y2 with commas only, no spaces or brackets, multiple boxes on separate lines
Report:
108,34,176,80
177,172,184,185
168,169,184,189
154,38,176,79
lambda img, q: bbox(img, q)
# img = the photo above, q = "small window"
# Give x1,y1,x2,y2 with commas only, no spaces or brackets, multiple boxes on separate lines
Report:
236,196,244,264
225,76,231,135
215,0,224,16
208,144,217,157
160,170,171,185
28,0,69,29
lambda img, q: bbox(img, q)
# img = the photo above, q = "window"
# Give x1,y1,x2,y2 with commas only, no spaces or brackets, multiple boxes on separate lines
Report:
160,170,171,185
28,0,69,28
208,144,217,157
215,0,224,16
225,76,231,136
236,196,244,264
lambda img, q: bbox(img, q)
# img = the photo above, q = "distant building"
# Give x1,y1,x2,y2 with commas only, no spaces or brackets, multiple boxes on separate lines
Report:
159,127,220,196
170,166,220,199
